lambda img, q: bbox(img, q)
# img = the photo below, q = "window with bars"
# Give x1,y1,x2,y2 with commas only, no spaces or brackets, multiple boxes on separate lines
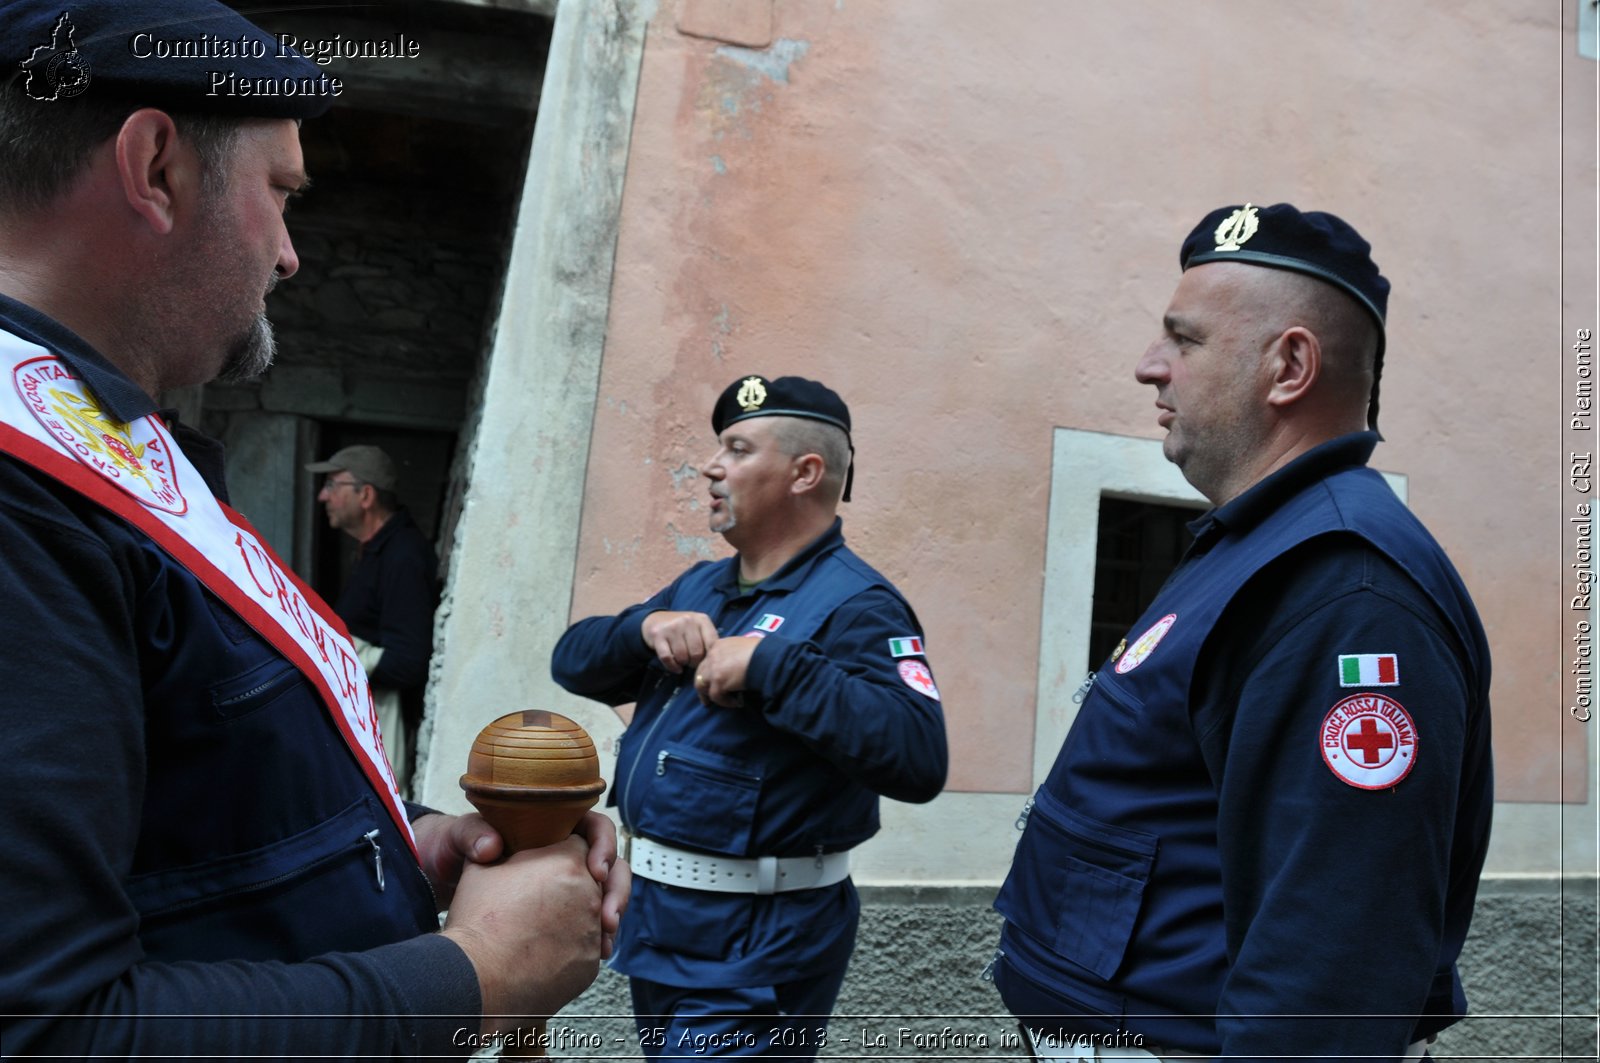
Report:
1088,496,1200,671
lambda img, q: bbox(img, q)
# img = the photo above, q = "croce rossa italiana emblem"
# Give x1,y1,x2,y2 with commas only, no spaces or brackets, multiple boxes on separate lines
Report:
13,356,187,514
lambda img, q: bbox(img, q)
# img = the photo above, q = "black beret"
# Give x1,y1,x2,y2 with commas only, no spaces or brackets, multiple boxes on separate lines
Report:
1180,202,1389,353
712,375,855,501
1182,202,1391,432
5,0,337,119
711,375,852,438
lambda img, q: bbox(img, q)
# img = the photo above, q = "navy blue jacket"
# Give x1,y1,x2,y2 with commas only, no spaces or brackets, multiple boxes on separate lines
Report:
552,520,948,987
994,434,1493,1061
0,295,479,1059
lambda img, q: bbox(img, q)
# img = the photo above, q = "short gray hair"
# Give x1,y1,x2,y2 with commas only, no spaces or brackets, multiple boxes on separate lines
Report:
768,416,851,500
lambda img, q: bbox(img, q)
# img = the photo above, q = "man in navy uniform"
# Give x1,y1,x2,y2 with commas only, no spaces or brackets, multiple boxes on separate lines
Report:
552,375,948,1060
993,204,1493,1061
0,1,627,1056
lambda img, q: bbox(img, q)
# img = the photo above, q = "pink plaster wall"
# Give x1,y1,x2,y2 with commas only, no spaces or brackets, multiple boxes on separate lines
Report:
571,0,1581,800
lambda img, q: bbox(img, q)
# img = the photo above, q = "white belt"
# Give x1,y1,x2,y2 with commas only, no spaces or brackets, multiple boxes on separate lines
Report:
626,835,851,895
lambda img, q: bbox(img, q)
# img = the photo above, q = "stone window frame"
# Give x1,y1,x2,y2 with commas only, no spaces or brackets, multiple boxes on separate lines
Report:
1031,427,1408,787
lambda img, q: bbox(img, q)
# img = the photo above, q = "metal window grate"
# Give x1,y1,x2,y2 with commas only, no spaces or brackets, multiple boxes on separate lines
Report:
1089,496,1198,671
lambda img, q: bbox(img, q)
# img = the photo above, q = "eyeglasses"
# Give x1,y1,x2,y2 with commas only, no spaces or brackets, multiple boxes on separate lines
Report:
324,478,366,491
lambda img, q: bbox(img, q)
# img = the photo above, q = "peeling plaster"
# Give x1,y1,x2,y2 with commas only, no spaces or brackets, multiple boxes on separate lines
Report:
714,37,809,85
601,536,644,571
710,304,733,360
666,522,717,558
669,462,701,491
710,154,727,174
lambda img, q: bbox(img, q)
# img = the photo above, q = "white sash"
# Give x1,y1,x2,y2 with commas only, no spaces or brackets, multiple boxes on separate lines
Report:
0,335,414,852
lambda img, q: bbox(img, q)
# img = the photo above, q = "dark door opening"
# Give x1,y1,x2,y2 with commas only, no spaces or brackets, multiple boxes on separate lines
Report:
306,422,456,607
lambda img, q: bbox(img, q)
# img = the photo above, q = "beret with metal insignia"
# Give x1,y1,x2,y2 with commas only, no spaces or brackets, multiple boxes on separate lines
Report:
711,375,855,501
4,0,337,119
1181,202,1391,430
711,375,852,436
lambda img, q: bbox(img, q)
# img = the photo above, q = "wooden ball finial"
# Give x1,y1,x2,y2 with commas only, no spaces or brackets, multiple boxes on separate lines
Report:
459,711,607,853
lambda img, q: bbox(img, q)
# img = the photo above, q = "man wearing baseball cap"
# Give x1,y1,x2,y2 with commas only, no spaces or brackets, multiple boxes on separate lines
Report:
306,444,439,796
0,1,626,1056
552,375,949,1059
993,204,1493,1059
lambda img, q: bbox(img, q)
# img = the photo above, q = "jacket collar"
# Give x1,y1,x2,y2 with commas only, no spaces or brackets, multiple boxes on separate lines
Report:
1188,432,1379,548
361,509,415,554
715,517,846,598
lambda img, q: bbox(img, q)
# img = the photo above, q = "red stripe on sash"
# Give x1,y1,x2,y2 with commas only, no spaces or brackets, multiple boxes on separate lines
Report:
0,420,418,859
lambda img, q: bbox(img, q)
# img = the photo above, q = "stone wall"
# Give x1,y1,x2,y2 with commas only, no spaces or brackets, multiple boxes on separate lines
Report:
536,878,1599,1061
181,93,538,579
200,166,511,443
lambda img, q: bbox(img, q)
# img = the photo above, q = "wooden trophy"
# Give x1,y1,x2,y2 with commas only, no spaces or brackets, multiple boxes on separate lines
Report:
459,710,608,1060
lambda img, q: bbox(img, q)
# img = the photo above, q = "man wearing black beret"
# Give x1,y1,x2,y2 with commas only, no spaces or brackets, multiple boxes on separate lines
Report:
0,1,626,1056
993,204,1493,1059
553,375,949,1059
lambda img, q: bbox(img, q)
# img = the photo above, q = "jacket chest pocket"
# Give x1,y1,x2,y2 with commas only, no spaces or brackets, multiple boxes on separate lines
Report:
125,797,429,964
210,656,304,721
127,797,385,922
995,788,1157,982
631,742,763,856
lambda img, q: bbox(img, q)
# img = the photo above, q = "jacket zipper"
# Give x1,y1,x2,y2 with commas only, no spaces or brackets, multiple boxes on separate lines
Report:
621,674,682,828
654,748,762,785
362,829,385,891
141,832,389,918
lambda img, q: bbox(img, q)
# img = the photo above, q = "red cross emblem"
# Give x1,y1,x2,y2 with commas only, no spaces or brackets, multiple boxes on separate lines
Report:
1320,693,1417,790
1343,717,1397,767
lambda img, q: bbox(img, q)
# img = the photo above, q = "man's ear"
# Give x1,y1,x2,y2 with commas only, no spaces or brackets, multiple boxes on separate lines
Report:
114,108,199,236
790,453,826,495
1265,325,1322,409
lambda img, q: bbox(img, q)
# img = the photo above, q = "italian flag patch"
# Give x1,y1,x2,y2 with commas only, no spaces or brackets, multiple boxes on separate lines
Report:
753,614,784,633
1339,653,1399,687
888,636,925,658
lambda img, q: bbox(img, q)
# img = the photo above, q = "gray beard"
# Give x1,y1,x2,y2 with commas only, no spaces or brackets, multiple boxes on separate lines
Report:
216,312,277,384
710,496,735,535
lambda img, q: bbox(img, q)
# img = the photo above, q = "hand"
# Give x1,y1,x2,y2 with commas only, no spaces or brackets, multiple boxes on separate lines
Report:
694,635,761,708
640,610,719,674
411,811,503,910
572,810,632,959
441,835,604,1036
